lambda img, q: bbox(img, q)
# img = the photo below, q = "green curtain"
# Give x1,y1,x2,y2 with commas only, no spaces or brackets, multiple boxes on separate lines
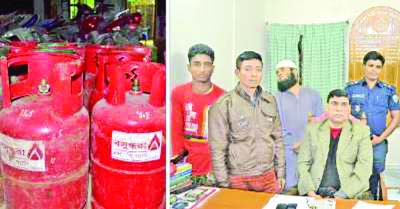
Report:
265,24,301,92
70,0,95,19
265,22,347,100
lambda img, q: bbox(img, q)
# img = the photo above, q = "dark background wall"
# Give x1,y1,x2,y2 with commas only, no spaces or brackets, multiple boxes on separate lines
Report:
0,0,34,14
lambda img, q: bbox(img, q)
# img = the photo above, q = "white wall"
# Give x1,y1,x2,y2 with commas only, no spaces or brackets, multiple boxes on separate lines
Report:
234,1,267,71
387,129,400,170
265,0,400,24
169,0,234,89
169,0,267,90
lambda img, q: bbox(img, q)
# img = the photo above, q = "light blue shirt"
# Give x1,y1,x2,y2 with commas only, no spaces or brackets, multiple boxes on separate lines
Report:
275,87,324,145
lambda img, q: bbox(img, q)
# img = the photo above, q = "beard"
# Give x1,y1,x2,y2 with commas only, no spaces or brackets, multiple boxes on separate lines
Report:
277,72,298,92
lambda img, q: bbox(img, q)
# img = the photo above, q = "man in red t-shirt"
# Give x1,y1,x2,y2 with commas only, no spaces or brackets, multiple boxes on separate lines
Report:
171,44,224,185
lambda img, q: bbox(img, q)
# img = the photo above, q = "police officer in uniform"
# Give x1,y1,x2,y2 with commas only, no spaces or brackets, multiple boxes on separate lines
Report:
345,51,400,200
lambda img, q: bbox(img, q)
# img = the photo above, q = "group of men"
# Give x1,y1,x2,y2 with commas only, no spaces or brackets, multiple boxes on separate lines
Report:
171,43,400,200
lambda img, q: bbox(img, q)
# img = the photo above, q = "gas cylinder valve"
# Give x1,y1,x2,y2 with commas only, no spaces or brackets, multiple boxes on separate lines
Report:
132,79,140,92
38,79,50,94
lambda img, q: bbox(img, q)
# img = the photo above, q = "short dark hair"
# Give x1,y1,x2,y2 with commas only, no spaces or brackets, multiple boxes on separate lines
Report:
327,89,349,103
187,43,214,63
363,51,385,66
236,51,263,69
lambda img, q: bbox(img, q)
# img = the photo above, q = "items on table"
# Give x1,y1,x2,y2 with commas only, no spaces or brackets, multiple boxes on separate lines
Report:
171,162,193,193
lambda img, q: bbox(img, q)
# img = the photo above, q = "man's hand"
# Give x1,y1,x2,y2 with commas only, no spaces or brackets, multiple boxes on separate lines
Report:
371,135,383,145
309,112,328,123
292,142,301,153
307,191,322,199
279,178,286,192
333,191,348,199
218,181,230,188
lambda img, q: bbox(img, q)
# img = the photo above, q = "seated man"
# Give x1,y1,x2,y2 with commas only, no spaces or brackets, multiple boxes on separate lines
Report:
209,51,285,192
297,89,373,199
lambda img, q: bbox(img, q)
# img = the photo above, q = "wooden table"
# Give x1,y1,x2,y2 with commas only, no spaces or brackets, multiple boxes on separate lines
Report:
199,188,400,209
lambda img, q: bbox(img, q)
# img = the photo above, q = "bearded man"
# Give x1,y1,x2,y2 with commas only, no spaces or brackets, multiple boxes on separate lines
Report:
274,59,324,193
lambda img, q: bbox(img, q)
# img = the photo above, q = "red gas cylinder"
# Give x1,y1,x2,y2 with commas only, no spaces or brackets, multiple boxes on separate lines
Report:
124,45,152,62
139,62,165,94
80,16,104,35
83,44,111,109
87,51,163,112
84,44,151,75
91,60,166,209
0,57,89,209
132,11,143,25
84,45,153,111
104,11,142,33
38,42,85,57
4,51,80,92
0,51,80,207
84,44,112,75
8,41,38,56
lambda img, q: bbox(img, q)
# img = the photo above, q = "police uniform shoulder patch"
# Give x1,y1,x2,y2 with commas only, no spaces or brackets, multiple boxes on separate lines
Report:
347,80,362,86
345,80,361,89
393,94,399,104
354,105,361,113
382,82,388,88
381,82,397,94
346,80,356,86
387,84,396,91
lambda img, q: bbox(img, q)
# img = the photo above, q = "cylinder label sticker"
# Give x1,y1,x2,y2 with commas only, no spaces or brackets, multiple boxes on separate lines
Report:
0,134,46,172
111,130,163,162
